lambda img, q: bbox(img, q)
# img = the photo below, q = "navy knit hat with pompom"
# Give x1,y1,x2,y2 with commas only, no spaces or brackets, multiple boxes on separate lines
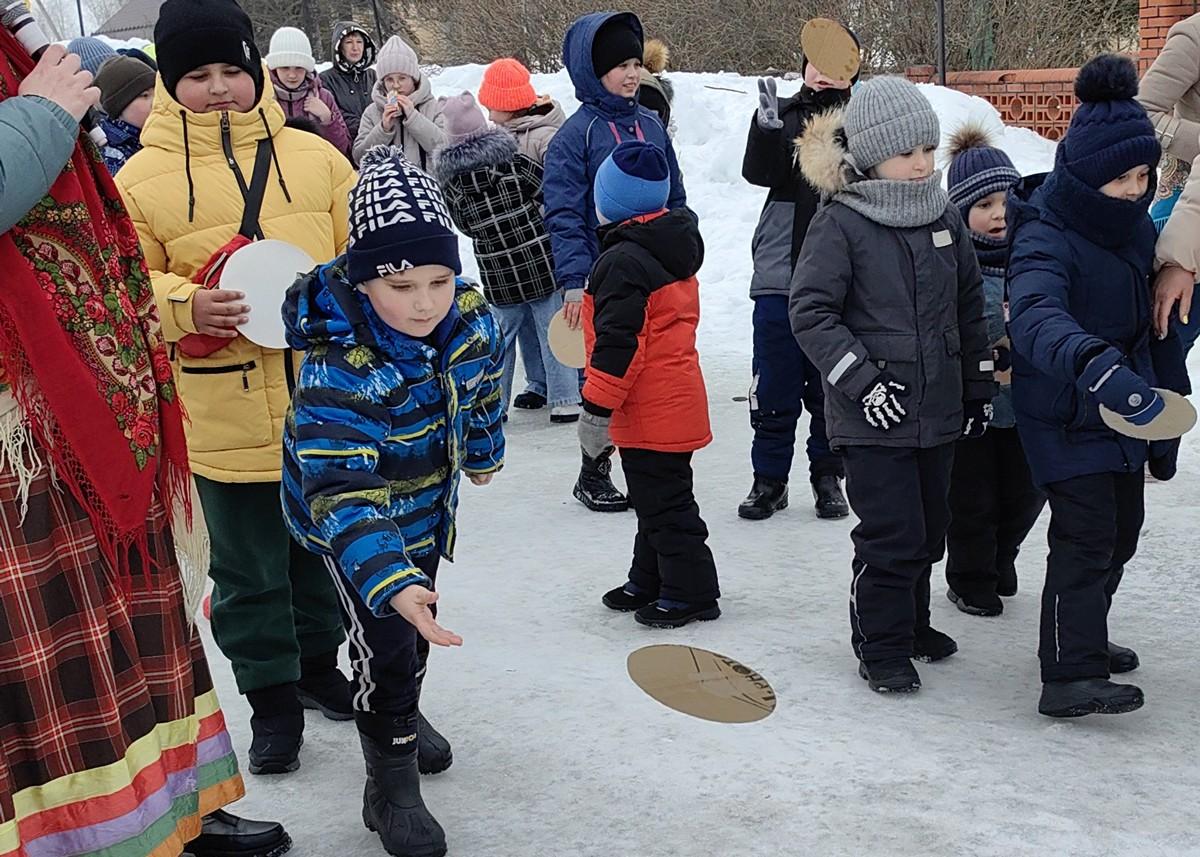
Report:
1062,54,1161,189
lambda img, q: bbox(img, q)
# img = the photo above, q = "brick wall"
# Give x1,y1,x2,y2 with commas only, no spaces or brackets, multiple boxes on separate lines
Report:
905,0,1198,136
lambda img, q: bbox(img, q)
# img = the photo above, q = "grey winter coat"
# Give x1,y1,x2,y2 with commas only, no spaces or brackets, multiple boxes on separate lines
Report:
319,21,378,142
499,99,566,167
0,95,77,233
788,110,995,449
352,74,446,169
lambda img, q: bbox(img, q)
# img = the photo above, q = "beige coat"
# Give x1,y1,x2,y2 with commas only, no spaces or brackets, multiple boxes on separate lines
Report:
499,98,565,166
1139,13,1200,165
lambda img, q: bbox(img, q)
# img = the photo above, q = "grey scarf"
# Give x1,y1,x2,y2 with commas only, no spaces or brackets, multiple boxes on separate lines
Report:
835,171,950,228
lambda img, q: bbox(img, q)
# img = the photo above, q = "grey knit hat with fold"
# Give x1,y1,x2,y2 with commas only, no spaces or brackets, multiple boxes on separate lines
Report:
843,76,940,172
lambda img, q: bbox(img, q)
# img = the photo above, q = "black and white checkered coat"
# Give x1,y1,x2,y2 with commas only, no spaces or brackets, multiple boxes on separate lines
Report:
433,128,558,307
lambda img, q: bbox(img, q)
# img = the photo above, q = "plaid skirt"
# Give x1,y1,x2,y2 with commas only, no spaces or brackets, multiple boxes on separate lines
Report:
0,455,244,857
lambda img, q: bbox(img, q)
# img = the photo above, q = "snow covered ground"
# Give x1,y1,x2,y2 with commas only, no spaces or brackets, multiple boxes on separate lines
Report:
197,68,1200,856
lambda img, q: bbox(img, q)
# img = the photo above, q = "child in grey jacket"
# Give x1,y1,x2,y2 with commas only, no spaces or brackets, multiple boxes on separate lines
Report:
790,77,995,694
352,35,446,168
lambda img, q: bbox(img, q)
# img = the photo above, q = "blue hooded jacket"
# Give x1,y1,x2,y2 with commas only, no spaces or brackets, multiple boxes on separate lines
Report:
1006,160,1189,487
281,260,505,617
543,12,687,294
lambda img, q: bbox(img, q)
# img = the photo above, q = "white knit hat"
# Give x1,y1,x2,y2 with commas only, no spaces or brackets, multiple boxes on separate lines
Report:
375,35,420,81
266,26,316,72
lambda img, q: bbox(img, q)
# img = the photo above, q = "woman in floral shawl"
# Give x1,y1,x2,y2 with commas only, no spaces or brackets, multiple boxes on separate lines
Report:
0,38,288,857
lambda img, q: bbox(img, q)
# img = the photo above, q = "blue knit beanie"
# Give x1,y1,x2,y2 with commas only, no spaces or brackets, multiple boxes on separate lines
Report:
347,146,461,285
947,123,1021,218
68,37,117,77
1062,54,1160,189
594,141,670,225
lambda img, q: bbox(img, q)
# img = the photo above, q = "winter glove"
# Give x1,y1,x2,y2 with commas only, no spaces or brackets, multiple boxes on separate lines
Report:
860,374,908,432
578,407,614,460
756,78,783,130
1080,350,1164,427
962,399,993,439
1149,438,1181,481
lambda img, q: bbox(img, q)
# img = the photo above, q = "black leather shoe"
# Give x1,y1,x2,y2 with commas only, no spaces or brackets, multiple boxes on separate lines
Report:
811,474,849,519
737,475,788,520
184,810,292,857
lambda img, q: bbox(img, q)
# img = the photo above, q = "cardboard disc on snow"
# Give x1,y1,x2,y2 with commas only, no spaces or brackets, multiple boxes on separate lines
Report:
627,645,776,723
220,240,316,350
548,311,586,369
1100,388,1197,441
800,18,861,83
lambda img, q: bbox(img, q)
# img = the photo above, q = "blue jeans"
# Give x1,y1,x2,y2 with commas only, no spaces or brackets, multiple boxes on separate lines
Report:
516,322,545,396
491,292,581,412
750,295,842,481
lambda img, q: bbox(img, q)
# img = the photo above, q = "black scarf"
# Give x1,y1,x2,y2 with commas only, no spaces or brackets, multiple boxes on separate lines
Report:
1042,151,1156,249
971,231,1008,277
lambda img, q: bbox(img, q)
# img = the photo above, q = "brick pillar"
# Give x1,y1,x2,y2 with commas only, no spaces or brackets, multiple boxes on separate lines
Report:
1140,0,1200,74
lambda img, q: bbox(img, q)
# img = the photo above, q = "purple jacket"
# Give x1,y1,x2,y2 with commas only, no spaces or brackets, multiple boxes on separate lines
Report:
270,70,352,157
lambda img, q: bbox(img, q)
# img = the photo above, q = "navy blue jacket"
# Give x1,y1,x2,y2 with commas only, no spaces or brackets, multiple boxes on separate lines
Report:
543,12,687,293
1006,164,1189,486
281,261,505,616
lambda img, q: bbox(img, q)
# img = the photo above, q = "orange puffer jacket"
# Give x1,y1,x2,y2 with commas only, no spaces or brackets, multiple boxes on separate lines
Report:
582,208,711,453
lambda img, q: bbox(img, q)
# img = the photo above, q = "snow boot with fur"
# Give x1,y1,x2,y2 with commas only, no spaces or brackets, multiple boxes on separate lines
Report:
573,450,629,512
357,711,447,857
737,475,788,520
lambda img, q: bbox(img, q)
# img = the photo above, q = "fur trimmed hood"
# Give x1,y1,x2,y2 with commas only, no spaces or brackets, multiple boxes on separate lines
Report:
433,126,520,185
794,107,850,195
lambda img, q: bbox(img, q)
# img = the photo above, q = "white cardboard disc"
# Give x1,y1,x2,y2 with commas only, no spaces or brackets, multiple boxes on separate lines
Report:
627,644,777,724
548,311,586,369
220,240,317,350
1099,388,1197,441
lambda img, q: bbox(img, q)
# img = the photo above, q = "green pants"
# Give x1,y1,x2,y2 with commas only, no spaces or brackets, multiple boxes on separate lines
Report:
195,476,345,694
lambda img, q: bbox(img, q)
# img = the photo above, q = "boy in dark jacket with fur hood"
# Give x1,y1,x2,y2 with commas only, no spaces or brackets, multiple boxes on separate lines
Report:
581,142,720,629
434,93,582,421
791,77,995,694
740,24,859,523
1007,55,1189,719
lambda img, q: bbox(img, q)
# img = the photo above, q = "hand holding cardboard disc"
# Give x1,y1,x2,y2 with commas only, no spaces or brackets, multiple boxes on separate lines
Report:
1100,388,1197,441
627,644,776,724
800,18,861,82
548,311,586,369
220,240,317,350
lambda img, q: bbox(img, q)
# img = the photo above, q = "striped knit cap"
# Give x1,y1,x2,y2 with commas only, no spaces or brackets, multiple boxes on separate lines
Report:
947,124,1021,218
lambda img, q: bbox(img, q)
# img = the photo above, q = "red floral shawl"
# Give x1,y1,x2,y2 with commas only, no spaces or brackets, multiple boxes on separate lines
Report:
0,29,191,573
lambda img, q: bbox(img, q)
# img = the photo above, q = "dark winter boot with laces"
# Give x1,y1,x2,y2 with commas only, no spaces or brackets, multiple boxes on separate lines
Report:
573,449,629,512
357,711,447,857
811,474,850,519
417,711,453,776
246,684,304,776
296,651,354,721
737,475,788,520
1038,679,1144,718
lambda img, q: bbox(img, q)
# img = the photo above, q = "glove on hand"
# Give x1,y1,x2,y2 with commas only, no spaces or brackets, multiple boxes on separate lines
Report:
962,399,993,438
756,78,783,130
1081,351,1164,427
861,375,908,431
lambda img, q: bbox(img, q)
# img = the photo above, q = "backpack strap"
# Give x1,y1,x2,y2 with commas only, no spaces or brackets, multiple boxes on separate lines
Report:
238,138,274,240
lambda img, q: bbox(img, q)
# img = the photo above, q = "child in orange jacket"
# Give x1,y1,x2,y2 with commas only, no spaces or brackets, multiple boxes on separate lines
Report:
578,141,720,628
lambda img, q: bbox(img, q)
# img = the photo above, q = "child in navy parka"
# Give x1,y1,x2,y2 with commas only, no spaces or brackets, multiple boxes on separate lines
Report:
1007,56,1189,719
543,10,687,514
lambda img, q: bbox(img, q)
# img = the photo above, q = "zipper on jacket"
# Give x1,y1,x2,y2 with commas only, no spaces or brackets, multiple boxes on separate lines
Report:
180,360,256,391
220,113,251,194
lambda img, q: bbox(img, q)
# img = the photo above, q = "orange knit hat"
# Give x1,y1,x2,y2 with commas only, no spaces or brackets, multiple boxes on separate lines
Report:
478,58,537,112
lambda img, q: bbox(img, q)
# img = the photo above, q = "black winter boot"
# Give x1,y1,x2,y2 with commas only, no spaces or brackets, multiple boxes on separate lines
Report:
947,587,1004,617
858,659,921,693
184,810,292,857
997,564,1018,597
513,391,545,410
417,710,453,775
811,474,849,519
1038,679,1144,718
737,475,788,520
633,600,721,628
1108,642,1140,674
245,684,304,776
573,449,629,512
912,627,959,663
296,650,354,721
357,711,447,857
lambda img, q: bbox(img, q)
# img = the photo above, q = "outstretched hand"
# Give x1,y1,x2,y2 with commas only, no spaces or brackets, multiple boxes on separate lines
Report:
756,78,782,130
389,586,463,647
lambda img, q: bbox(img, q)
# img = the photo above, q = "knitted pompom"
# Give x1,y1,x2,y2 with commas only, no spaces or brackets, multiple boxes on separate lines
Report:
1074,53,1138,103
359,144,405,169
643,38,670,74
947,121,996,160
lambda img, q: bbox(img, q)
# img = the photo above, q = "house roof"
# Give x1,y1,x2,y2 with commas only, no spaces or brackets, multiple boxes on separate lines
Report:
94,0,160,40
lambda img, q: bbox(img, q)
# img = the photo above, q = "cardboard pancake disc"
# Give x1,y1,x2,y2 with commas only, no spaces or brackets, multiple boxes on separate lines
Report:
220,239,317,350
627,644,777,724
548,311,587,369
800,18,861,83
1099,388,1197,441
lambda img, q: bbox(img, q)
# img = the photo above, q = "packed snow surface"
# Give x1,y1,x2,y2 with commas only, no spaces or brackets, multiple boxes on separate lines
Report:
198,67,1200,856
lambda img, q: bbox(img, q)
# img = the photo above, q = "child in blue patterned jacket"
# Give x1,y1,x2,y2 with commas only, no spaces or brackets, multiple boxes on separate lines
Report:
281,145,504,857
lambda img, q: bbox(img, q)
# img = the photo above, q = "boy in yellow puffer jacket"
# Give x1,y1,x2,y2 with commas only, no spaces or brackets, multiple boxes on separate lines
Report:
114,0,357,777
